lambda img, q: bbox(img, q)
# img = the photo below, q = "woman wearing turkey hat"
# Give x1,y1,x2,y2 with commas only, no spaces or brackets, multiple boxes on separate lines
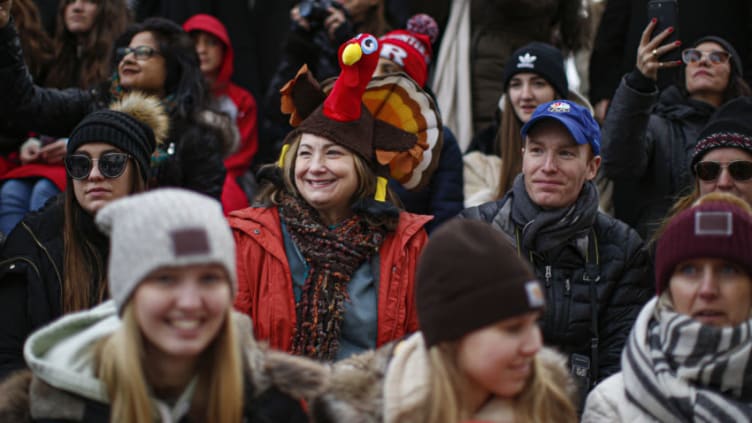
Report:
230,33,440,361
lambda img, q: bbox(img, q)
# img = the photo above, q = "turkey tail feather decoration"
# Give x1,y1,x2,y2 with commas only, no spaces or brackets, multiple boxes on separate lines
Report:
278,34,443,193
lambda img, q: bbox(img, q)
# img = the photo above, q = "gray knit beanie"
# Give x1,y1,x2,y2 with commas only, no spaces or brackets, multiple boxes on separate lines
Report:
95,188,236,315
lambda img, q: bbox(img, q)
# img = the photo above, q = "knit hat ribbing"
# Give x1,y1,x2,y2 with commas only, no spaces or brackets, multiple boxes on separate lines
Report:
96,188,236,315
416,219,544,347
655,200,752,294
691,96,752,168
67,109,156,181
503,42,568,99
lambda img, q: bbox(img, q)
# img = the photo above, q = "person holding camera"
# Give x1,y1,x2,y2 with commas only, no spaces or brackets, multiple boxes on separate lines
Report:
600,18,752,240
262,0,390,166
461,100,652,401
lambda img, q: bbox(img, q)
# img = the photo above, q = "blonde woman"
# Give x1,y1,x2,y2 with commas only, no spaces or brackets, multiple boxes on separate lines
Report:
311,219,578,423
0,189,320,422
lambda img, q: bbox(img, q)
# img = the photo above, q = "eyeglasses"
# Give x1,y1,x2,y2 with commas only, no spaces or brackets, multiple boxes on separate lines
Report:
681,49,731,66
694,160,752,181
116,45,160,61
64,153,131,180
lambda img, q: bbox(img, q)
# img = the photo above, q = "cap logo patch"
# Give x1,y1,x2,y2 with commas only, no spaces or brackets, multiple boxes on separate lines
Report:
171,228,210,256
517,52,536,69
380,44,408,67
695,211,733,236
525,280,545,308
547,101,571,113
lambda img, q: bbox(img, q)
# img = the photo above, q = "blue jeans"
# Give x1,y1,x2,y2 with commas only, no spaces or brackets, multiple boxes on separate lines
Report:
0,178,60,235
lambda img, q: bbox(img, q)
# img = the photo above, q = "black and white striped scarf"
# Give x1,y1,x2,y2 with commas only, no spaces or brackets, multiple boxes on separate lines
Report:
622,297,752,422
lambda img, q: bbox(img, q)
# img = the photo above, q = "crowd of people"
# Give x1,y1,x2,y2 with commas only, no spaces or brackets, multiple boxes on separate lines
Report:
0,0,750,422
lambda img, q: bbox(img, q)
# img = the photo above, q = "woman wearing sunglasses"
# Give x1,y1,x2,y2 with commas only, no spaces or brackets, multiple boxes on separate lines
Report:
0,10,230,203
583,192,752,422
665,96,752,220
0,93,166,382
600,17,751,241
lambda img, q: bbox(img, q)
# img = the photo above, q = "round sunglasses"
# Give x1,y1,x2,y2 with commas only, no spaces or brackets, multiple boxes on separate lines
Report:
64,153,132,180
694,160,752,181
681,48,731,66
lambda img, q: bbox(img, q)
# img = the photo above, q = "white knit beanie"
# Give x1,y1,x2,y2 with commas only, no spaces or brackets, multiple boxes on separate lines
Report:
95,188,237,315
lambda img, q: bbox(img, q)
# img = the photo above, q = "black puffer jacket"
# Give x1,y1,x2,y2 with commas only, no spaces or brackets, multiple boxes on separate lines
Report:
0,21,226,200
601,75,716,239
0,197,92,382
460,197,651,383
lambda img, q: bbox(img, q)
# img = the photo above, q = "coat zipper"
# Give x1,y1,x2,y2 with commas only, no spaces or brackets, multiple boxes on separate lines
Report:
22,222,63,299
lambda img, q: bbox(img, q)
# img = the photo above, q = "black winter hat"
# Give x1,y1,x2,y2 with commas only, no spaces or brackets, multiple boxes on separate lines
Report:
67,109,156,181
416,219,545,347
691,96,752,168
503,42,568,99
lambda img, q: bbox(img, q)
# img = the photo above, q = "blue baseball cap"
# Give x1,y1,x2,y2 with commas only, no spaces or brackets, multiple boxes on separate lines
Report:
520,100,601,155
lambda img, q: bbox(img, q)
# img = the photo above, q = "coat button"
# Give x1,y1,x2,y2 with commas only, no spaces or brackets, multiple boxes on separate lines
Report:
9,264,15,270
253,229,260,235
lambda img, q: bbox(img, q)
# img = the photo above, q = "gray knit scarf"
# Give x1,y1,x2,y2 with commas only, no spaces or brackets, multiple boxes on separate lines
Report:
622,297,752,422
509,174,599,253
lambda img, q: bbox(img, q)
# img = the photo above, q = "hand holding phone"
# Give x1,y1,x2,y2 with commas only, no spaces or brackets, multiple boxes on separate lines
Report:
636,7,683,81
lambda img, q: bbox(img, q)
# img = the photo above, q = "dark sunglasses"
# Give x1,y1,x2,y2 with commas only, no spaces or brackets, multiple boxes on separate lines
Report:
681,48,731,66
694,160,752,181
116,45,160,61
64,153,131,180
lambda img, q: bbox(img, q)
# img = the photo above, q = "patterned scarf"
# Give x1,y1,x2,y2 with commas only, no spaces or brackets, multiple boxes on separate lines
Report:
278,191,386,361
508,174,599,254
622,297,752,422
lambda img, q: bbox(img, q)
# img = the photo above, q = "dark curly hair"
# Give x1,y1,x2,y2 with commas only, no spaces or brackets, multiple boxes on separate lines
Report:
113,17,210,121
45,0,131,89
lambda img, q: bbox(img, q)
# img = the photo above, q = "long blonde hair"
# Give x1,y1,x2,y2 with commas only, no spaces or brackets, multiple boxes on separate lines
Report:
94,305,244,423
394,342,577,422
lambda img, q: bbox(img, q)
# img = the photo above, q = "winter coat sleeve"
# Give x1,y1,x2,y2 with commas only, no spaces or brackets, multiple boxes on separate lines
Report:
164,122,226,200
582,373,625,422
224,88,259,178
424,128,463,232
600,76,659,180
596,220,651,380
0,21,94,137
0,228,44,382
462,151,501,208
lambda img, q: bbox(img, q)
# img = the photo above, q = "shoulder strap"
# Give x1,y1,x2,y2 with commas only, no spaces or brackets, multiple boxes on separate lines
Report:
584,228,601,386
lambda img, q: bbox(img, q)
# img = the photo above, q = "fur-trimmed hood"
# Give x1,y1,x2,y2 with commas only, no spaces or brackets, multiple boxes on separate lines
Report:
311,332,576,423
0,301,329,422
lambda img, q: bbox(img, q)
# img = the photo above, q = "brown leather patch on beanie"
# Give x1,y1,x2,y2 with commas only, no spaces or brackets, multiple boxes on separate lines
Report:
170,228,210,256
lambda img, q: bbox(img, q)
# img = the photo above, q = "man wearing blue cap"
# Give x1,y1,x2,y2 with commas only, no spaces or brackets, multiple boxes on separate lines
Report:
461,99,651,401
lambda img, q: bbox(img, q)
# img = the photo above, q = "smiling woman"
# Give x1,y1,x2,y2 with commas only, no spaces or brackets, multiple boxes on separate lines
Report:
0,189,317,422
230,33,436,362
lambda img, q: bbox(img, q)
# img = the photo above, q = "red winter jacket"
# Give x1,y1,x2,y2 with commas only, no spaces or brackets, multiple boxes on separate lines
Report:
183,14,258,213
229,206,431,352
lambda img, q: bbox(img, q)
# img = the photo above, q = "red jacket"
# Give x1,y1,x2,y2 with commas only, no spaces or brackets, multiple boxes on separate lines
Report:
183,14,259,213
229,206,431,352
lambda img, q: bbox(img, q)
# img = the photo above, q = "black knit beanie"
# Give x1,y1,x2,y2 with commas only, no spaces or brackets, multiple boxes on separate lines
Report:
503,42,568,98
67,109,156,181
691,96,752,168
416,219,545,347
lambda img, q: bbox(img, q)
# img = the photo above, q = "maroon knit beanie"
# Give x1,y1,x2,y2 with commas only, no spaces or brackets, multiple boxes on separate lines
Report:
416,219,545,347
655,200,752,294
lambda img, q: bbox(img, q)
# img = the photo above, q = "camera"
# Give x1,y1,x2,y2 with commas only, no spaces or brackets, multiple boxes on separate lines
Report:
298,0,333,28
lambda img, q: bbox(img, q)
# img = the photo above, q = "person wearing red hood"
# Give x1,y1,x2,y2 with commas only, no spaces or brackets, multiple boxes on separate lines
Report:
183,14,258,213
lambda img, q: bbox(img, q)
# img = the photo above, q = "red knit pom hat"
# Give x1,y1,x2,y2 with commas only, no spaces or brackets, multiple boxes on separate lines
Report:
378,14,438,87
655,199,752,294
